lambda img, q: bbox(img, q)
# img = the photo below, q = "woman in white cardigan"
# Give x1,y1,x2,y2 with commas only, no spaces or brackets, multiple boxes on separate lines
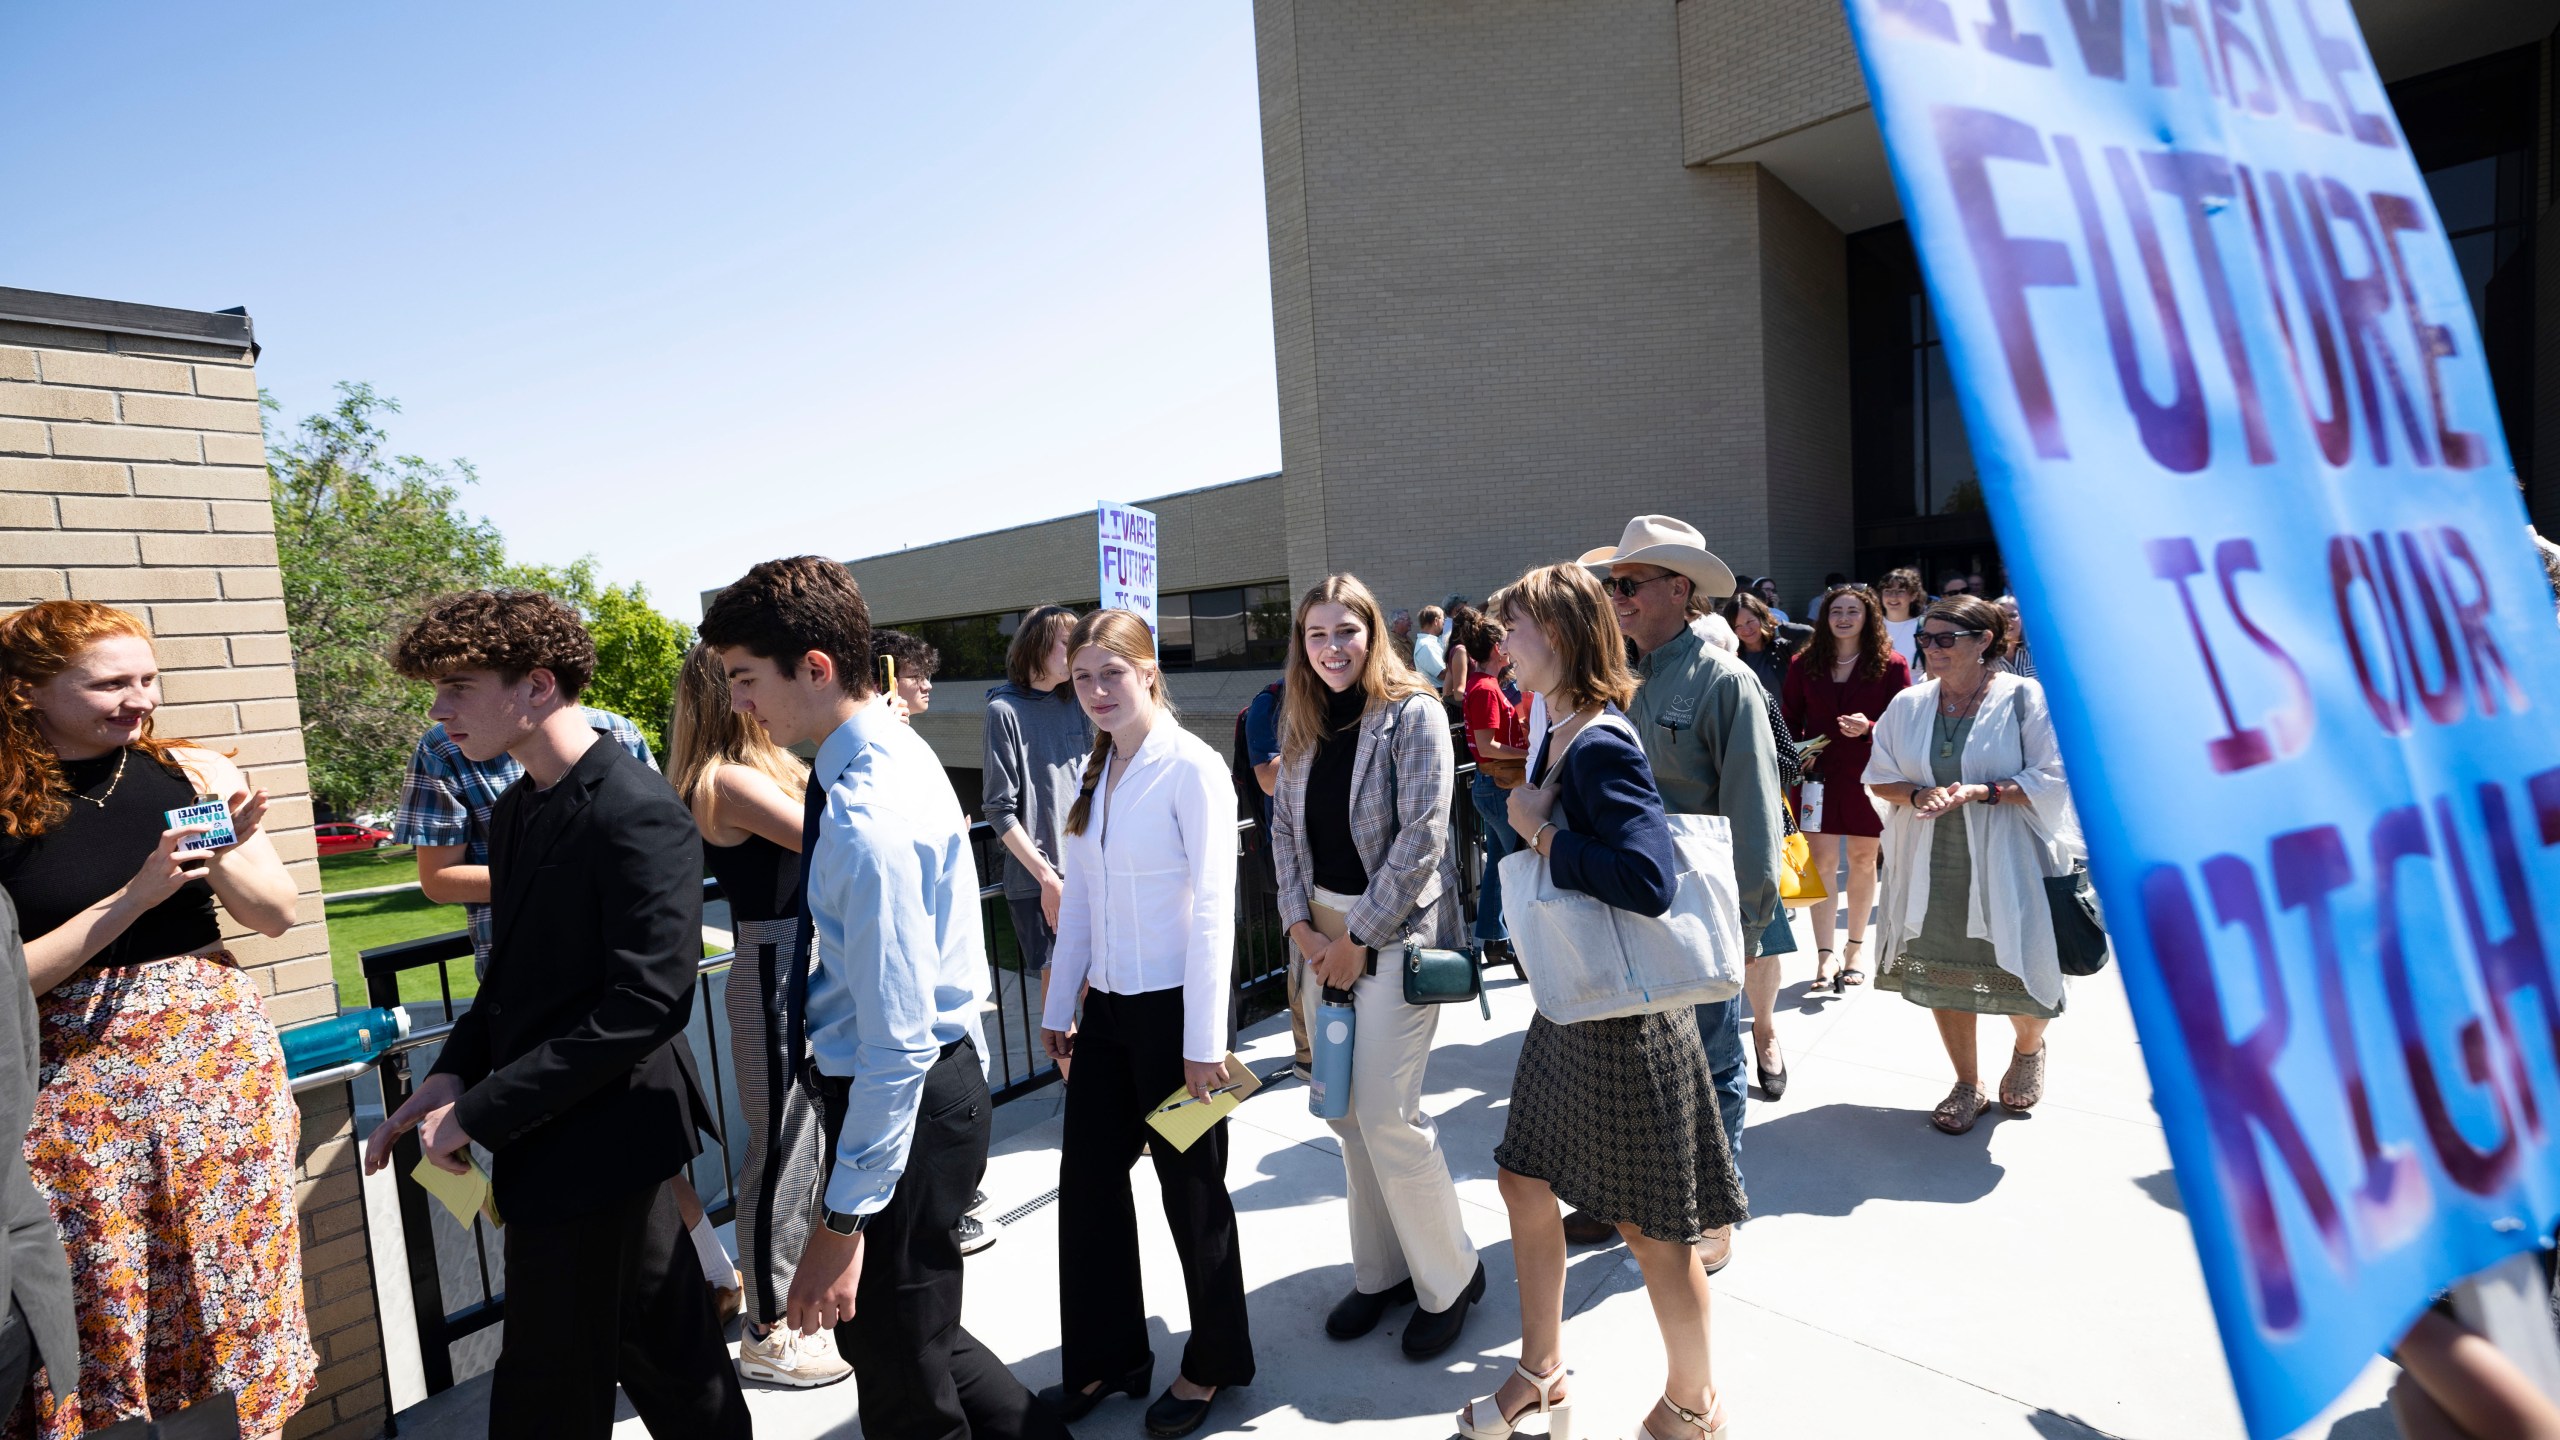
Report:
1861,594,2084,1136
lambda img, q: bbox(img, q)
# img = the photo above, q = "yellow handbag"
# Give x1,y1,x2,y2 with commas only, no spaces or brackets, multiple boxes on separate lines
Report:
1779,813,1828,909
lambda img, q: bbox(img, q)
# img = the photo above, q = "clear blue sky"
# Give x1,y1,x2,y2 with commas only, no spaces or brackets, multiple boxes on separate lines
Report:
0,3,1279,621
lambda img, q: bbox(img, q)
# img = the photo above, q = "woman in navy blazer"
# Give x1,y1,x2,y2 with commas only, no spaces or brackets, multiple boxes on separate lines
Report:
1461,564,1744,1440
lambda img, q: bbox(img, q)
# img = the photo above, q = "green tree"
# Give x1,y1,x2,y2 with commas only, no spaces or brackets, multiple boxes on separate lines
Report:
272,384,505,815
500,558,693,759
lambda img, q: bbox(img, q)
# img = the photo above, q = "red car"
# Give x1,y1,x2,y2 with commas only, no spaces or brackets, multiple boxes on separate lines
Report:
314,822,393,856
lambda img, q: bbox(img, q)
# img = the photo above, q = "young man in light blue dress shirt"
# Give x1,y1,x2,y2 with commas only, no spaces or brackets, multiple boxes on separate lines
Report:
701,556,1066,1440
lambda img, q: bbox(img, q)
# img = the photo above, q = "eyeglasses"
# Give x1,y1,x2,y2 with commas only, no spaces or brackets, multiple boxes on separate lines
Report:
1602,574,1679,599
1913,628,1985,649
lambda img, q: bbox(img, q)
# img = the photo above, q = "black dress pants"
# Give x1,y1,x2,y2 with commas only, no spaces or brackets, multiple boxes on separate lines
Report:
819,1040,1067,1440
490,1176,750,1439
1058,987,1255,1390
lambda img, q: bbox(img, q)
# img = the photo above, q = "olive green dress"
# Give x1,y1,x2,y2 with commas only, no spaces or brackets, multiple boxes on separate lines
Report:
1887,714,2064,1019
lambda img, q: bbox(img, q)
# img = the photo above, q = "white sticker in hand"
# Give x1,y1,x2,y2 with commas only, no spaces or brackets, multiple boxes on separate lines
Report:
167,799,237,857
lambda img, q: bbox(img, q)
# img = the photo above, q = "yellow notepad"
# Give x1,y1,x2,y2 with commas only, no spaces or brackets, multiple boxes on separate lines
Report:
1143,1054,1262,1153
412,1153,501,1228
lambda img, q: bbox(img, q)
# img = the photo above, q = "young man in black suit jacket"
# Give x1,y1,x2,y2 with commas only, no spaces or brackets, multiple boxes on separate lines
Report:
365,589,749,1439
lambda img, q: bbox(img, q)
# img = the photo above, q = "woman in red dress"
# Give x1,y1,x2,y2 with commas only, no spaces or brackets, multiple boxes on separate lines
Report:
1781,585,1909,991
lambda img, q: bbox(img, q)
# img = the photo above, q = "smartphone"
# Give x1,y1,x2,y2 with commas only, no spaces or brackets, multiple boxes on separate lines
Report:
166,797,237,857
879,653,898,695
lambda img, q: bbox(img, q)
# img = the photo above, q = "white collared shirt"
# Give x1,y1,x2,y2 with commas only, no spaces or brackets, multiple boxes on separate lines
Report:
1040,715,1238,1062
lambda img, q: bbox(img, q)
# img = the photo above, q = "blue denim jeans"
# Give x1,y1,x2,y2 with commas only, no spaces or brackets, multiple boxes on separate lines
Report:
1693,995,1749,1193
1471,770,1522,944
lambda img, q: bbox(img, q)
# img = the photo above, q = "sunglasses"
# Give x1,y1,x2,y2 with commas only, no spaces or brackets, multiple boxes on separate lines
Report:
1913,628,1985,649
1602,574,1680,599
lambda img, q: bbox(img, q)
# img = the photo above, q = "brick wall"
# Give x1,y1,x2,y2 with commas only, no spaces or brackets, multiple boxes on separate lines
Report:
1753,168,1856,597
1675,0,1869,164
0,292,387,1439
1250,0,1853,613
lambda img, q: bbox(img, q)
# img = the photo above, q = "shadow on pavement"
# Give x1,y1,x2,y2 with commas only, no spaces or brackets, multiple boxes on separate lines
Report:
1736,1103,2006,1219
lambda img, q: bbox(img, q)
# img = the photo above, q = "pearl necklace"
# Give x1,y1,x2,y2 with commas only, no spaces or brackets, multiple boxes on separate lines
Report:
71,747,128,809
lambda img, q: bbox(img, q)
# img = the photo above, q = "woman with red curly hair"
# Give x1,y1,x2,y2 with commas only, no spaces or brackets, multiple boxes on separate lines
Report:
0,602,312,1439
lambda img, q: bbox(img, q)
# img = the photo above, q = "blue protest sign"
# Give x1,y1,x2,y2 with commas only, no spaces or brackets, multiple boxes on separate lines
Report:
1097,500,1160,639
1842,1,2560,1432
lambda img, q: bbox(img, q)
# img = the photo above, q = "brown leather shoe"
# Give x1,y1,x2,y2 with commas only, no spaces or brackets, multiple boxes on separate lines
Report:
1560,1209,1619,1246
2000,1044,2048,1113
1697,1225,1733,1275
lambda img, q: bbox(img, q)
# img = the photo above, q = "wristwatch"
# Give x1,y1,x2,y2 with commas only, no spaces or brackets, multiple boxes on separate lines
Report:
1982,780,2004,805
823,1208,871,1237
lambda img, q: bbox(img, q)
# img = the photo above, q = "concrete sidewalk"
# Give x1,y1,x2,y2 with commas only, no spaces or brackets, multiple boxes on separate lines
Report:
392,964,2396,1440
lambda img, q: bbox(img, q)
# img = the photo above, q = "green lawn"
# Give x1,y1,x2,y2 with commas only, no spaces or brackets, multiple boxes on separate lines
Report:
324,887,477,1008
318,845,420,894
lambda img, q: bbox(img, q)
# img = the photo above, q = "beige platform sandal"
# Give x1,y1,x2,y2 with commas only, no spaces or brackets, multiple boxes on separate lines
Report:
1459,1361,1573,1440
1638,1391,1732,1440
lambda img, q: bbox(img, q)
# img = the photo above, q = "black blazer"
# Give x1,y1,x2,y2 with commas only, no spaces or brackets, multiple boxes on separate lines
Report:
432,739,708,1227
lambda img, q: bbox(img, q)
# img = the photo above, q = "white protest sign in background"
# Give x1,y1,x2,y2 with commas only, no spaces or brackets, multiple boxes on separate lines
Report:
1844,0,2560,1433
1097,500,1159,640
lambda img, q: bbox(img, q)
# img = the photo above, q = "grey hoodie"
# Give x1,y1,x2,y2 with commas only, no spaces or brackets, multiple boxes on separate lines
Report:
981,680,1092,900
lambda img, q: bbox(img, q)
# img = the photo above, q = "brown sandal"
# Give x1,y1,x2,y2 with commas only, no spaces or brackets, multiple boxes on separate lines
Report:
2000,1044,2048,1112
1932,1082,1991,1135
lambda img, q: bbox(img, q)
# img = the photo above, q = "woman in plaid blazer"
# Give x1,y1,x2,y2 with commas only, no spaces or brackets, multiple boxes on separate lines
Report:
1271,574,1485,1361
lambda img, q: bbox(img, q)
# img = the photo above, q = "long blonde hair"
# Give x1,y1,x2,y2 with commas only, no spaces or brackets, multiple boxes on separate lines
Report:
1279,574,1434,759
1061,609,1175,837
669,642,806,813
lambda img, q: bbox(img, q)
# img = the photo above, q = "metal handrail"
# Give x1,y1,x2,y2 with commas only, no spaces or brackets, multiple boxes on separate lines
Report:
319,743,1484,1407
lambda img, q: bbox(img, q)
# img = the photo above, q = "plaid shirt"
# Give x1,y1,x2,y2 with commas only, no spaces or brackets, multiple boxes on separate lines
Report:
390,708,657,968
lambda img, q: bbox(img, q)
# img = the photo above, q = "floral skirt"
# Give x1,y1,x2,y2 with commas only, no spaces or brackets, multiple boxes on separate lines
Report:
11,956,317,1439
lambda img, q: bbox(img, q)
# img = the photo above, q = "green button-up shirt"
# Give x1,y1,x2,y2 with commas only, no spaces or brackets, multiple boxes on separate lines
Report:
1626,625,1785,952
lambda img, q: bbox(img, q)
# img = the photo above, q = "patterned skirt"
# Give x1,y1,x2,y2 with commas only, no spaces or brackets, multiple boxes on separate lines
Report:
1493,1008,1747,1244
12,955,317,1439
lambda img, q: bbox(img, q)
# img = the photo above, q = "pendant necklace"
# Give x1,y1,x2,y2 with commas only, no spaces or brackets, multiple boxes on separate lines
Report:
1936,673,1988,759
72,748,129,809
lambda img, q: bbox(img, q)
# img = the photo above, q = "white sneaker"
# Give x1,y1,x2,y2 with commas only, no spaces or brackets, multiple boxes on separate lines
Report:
737,1322,853,1388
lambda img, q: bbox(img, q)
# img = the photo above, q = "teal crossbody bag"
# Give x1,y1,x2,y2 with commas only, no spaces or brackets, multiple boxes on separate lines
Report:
1374,699,1490,1017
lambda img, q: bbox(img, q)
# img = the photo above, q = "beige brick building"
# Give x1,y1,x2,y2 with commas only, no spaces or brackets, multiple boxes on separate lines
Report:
845,0,2560,784
0,288,387,1439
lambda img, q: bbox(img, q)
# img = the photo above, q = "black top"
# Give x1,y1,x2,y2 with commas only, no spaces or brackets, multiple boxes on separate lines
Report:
703,832,793,925
0,748,219,964
1306,683,1370,897
1528,714,1678,916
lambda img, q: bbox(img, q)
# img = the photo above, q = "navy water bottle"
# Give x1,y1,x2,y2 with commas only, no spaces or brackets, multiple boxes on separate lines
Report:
279,1006,411,1078
1308,986,1357,1119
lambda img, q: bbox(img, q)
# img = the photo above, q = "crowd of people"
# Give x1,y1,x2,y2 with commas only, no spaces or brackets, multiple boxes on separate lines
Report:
0,518,2090,1440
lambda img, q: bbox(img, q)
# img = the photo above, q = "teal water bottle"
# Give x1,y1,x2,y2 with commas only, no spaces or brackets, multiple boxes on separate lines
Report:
279,1006,411,1077
1308,986,1356,1119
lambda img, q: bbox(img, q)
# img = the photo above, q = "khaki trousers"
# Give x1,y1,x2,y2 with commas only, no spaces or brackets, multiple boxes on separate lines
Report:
1301,894,1479,1310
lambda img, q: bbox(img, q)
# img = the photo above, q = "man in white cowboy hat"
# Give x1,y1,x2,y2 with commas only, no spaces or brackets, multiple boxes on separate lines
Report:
1556,514,1785,1274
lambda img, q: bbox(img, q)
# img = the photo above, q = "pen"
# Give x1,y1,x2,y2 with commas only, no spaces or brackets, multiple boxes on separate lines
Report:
1156,1082,1251,1112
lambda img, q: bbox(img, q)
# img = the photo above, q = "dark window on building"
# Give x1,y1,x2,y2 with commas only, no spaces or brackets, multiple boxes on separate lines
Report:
1847,223,2001,589
1157,582,1288,669
895,582,1288,680
2389,44,2540,500
908,611,1019,682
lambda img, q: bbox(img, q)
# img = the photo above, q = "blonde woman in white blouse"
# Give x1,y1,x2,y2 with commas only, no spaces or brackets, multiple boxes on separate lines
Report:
1037,609,1252,1440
